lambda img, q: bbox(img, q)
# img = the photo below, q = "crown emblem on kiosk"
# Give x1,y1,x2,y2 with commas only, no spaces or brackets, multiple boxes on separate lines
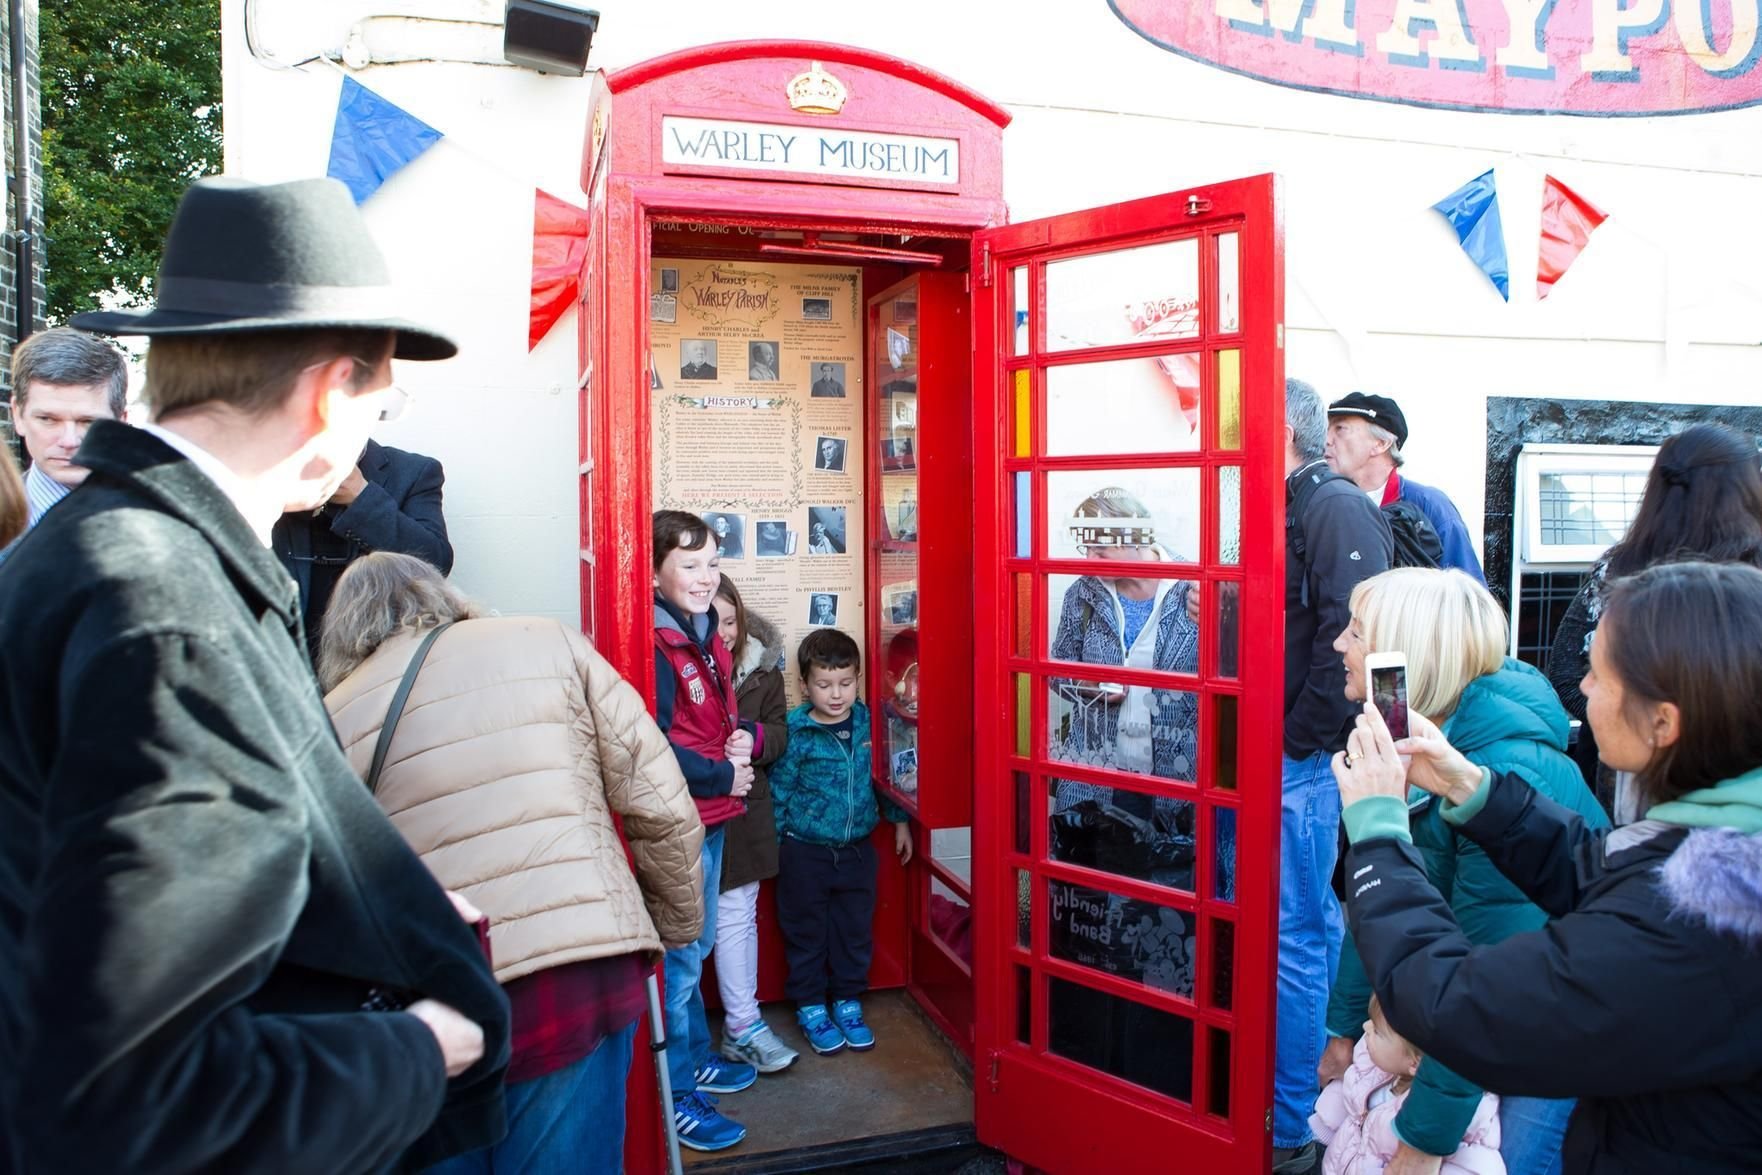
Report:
787,61,848,115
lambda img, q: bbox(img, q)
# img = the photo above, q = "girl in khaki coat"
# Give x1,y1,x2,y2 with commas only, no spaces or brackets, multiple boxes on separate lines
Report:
320,552,704,1175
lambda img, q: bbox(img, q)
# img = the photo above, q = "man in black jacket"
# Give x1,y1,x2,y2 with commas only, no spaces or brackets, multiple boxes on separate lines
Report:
1273,378,1392,1172
274,436,453,660
0,177,510,1173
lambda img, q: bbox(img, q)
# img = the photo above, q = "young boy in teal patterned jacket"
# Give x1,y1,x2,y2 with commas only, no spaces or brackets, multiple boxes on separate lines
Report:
770,628,912,1055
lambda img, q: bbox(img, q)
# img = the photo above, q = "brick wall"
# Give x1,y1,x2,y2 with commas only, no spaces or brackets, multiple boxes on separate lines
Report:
0,0,43,448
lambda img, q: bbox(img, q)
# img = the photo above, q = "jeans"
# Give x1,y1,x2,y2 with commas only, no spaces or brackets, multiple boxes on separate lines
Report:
665,826,724,1097
1499,1095,1575,1175
1274,751,1345,1148
425,1021,637,1174
713,880,761,1037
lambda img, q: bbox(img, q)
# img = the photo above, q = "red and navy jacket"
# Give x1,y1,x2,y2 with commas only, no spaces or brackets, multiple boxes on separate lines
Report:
653,596,749,828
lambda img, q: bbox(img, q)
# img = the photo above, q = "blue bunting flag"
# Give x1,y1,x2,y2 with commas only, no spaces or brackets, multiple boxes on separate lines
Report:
1432,169,1510,302
326,77,444,204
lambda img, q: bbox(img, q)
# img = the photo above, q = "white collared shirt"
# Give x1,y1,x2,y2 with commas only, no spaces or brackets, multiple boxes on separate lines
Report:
139,423,277,547
23,462,72,528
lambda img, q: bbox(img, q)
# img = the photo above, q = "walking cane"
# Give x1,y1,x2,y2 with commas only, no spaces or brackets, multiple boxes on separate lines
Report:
646,970,685,1175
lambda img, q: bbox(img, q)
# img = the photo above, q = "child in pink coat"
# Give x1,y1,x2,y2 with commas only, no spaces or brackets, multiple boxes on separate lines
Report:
1310,996,1505,1175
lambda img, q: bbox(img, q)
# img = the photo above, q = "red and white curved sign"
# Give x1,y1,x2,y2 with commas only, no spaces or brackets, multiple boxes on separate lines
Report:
1110,0,1762,116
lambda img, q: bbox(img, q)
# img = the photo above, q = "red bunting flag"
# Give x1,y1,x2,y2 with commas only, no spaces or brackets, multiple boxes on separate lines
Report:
1537,176,1608,300
530,190,590,350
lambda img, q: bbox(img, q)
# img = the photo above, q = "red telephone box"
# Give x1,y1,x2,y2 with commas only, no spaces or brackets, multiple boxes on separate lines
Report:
577,40,1285,1175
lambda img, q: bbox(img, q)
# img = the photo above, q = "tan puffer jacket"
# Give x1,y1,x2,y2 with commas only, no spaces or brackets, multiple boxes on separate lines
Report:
325,616,705,984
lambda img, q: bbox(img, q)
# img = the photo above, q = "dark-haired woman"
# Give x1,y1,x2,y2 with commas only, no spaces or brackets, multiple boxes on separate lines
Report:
1336,560,1762,1174
1547,423,1762,818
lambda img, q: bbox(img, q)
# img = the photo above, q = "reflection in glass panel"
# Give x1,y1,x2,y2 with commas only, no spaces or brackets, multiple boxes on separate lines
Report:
929,876,974,965
1013,266,1030,356
1215,694,1238,790
1218,465,1242,566
1015,672,1032,759
1014,472,1032,559
1211,917,1235,1011
1017,965,1033,1044
1048,976,1194,1103
1215,579,1241,680
1217,349,1242,451
1046,237,1199,353
1046,469,1202,563
1017,869,1032,948
1047,678,1200,783
1208,1027,1231,1118
1014,573,1033,659
1217,232,1240,334
1211,805,1237,905
931,827,972,885
1049,778,1198,893
1049,879,1196,999
1014,772,1031,855
1538,471,1648,544
1044,357,1203,457
1013,368,1032,457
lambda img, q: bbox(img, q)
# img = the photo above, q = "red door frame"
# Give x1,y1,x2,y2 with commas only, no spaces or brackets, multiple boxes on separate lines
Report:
581,42,1009,1174
969,176,1286,1175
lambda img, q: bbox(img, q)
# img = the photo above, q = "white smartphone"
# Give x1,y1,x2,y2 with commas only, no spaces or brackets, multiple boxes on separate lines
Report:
1363,651,1410,741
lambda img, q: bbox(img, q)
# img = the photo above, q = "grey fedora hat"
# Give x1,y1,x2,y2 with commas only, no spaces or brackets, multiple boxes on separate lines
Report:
70,175,457,361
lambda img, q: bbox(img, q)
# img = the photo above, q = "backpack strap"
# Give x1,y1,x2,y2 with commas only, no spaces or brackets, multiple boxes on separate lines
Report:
365,621,455,795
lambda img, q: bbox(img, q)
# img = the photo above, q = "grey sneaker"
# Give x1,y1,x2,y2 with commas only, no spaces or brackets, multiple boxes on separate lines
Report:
721,1020,800,1074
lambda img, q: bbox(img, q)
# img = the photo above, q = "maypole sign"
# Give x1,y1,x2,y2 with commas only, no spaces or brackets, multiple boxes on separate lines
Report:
1110,0,1762,115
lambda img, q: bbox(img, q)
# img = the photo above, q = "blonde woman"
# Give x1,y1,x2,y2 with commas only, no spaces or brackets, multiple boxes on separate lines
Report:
320,552,705,1175
1320,568,1606,1175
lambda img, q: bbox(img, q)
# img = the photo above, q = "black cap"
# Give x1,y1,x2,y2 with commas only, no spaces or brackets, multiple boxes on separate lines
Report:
1327,392,1408,449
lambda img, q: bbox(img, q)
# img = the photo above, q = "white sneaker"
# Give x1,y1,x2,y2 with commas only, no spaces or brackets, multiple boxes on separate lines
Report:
721,1020,800,1073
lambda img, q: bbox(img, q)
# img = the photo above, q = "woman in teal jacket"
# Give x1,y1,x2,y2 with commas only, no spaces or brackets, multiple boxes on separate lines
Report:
1322,569,1608,1175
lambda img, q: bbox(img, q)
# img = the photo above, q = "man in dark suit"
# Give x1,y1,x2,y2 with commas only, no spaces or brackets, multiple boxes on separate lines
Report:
0,177,509,1173
811,363,844,398
274,437,453,659
680,340,717,381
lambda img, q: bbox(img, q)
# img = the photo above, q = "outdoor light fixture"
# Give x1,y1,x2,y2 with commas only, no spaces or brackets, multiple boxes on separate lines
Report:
503,0,598,76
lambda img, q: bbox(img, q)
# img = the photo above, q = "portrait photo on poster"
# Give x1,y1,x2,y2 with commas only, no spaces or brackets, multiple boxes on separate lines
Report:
650,293,677,324
811,361,847,398
890,395,917,430
802,297,832,321
814,435,848,473
660,267,679,294
680,339,718,381
806,506,847,555
755,519,795,557
807,592,839,626
881,437,915,471
747,340,780,381
701,511,746,560
885,586,917,625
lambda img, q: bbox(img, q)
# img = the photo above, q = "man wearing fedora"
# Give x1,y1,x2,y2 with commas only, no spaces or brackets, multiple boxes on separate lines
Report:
0,177,509,1172
1325,391,1485,582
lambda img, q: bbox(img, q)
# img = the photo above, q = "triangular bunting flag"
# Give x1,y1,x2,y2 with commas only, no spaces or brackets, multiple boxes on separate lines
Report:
530,190,590,350
326,76,444,204
1432,169,1510,301
1537,175,1609,300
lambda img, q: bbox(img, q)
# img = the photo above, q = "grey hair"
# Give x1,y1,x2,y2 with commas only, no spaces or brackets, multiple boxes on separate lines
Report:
1368,422,1406,468
12,327,129,417
1286,377,1327,462
317,551,483,691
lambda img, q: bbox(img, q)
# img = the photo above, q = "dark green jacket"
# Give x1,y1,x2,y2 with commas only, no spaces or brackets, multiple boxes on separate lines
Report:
1328,658,1608,1155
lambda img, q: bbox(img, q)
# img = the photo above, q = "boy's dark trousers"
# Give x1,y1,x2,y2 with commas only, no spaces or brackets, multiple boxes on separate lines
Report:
777,835,878,1005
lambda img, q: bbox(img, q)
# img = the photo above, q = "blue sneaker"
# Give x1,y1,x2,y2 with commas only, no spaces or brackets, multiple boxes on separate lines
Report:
695,1052,757,1093
833,999,875,1050
673,1091,746,1152
797,1003,846,1055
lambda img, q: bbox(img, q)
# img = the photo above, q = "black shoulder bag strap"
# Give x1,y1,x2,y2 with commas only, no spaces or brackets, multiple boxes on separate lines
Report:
365,621,455,795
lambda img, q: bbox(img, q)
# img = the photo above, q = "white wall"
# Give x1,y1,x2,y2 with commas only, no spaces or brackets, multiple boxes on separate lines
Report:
223,1,1762,620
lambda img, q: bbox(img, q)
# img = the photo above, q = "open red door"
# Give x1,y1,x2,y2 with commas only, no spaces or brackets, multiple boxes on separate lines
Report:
970,175,1285,1174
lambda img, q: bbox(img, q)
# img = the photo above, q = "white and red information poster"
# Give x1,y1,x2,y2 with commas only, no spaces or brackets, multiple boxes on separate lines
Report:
650,257,864,702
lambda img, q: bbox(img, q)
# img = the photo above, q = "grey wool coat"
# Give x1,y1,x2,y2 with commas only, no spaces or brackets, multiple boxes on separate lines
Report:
0,422,511,1174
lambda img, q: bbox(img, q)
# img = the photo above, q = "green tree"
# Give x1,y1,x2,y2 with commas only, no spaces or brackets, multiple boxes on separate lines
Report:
41,0,221,321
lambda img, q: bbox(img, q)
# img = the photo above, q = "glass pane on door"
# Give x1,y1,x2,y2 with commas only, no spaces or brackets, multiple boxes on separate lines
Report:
1044,356,1203,457
1045,237,1199,353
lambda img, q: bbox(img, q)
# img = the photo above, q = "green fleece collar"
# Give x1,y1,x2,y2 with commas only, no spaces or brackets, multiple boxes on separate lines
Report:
1647,764,1762,834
